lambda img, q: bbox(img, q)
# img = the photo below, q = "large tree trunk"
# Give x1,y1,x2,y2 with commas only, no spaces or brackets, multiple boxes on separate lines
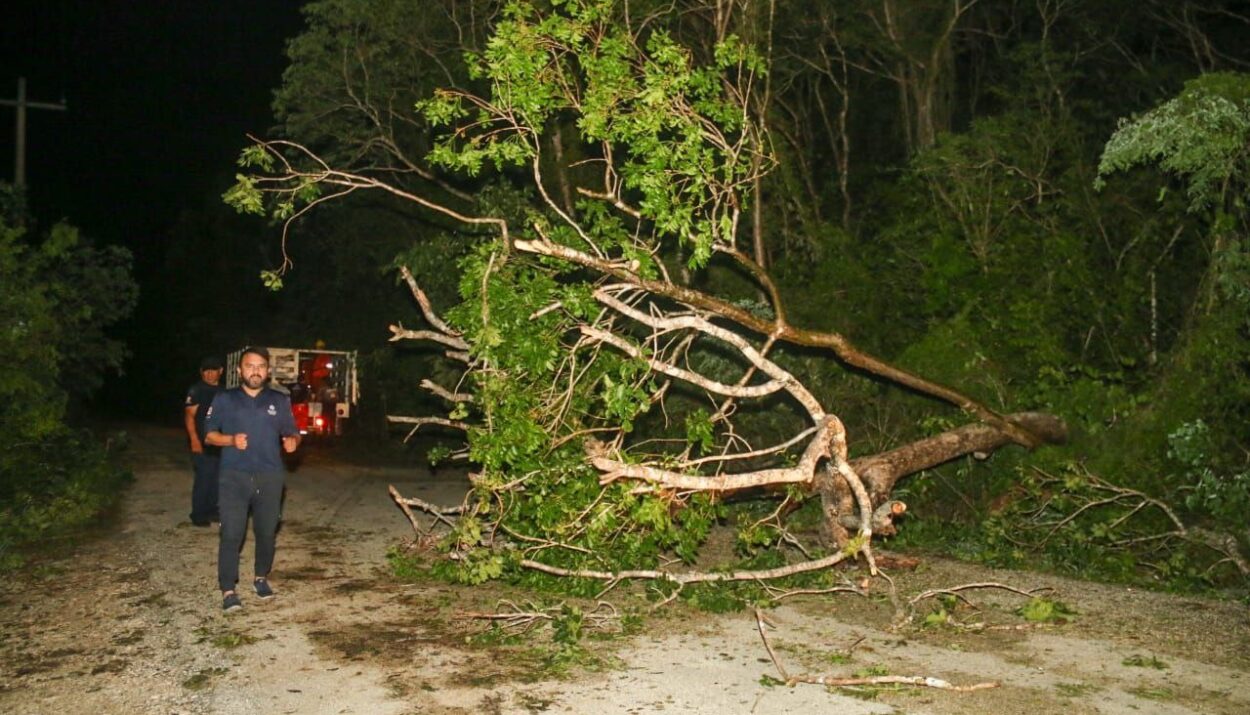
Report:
818,411,1068,544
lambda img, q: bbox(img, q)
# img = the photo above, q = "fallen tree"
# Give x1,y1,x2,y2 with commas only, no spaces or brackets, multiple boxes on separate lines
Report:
229,0,1066,590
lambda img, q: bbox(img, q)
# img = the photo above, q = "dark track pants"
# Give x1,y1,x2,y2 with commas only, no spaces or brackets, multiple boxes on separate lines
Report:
217,468,284,592
189,452,220,523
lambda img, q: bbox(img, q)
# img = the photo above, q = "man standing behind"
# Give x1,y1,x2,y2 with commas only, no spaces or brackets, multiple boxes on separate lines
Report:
204,347,300,613
184,356,224,526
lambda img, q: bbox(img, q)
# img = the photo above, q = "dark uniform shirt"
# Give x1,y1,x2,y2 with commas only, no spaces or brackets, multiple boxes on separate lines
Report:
185,380,222,455
204,387,298,473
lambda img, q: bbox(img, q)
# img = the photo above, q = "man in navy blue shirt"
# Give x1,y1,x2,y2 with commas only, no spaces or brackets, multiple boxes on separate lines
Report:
204,346,300,613
184,356,224,526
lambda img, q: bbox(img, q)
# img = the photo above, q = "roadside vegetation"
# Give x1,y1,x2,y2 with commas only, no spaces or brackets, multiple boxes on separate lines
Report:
0,187,137,570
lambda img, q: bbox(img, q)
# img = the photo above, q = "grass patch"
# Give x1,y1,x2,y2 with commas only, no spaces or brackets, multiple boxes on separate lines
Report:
193,626,260,650
1128,685,1175,700
182,666,229,690
1122,653,1169,669
1055,681,1101,697
212,632,259,649
0,429,133,574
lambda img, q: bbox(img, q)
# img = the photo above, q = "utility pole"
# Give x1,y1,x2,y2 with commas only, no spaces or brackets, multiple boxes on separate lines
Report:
0,77,68,189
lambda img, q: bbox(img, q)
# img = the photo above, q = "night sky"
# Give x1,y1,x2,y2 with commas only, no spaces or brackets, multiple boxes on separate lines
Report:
3,2,308,414
1,1,304,258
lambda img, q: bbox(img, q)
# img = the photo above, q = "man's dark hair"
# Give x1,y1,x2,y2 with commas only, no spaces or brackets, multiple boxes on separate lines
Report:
240,346,270,363
200,355,225,371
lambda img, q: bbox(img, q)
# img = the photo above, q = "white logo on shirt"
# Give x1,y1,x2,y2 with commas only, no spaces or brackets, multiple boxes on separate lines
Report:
267,404,277,416
206,406,213,417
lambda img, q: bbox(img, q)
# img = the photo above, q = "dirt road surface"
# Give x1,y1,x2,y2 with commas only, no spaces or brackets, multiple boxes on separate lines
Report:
1,425,1248,714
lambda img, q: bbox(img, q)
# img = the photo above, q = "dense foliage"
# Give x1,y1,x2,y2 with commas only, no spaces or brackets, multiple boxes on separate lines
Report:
235,0,1249,597
0,192,136,569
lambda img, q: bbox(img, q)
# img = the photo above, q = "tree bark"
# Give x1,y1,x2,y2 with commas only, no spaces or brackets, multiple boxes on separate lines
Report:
852,411,1066,499
818,411,1067,544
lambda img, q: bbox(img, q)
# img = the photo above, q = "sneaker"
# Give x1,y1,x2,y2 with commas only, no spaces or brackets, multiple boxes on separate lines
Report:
253,578,275,600
222,592,242,613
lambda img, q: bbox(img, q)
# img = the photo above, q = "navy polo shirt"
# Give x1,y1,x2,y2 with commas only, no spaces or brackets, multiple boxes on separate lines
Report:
184,380,222,452
204,387,298,473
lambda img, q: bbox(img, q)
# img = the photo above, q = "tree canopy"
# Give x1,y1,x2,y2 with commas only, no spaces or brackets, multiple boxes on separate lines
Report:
230,0,1250,597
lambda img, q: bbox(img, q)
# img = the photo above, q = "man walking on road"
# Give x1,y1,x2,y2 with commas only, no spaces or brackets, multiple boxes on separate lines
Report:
184,356,224,526
204,347,300,613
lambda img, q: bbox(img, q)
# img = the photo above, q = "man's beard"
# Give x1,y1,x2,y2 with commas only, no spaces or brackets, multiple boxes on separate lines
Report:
243,374,266,389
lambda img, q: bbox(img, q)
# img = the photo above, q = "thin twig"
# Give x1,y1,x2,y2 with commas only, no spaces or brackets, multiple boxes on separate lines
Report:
754,609,999,692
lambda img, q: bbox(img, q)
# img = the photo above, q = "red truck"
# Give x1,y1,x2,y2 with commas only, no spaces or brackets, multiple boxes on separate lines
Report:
226,346,359,436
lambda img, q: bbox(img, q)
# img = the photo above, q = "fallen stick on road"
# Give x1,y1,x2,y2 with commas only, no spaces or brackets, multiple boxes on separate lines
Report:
753,608,999,693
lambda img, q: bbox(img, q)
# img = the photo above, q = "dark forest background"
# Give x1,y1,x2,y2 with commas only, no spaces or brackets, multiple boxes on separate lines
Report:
3,0,1248,591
